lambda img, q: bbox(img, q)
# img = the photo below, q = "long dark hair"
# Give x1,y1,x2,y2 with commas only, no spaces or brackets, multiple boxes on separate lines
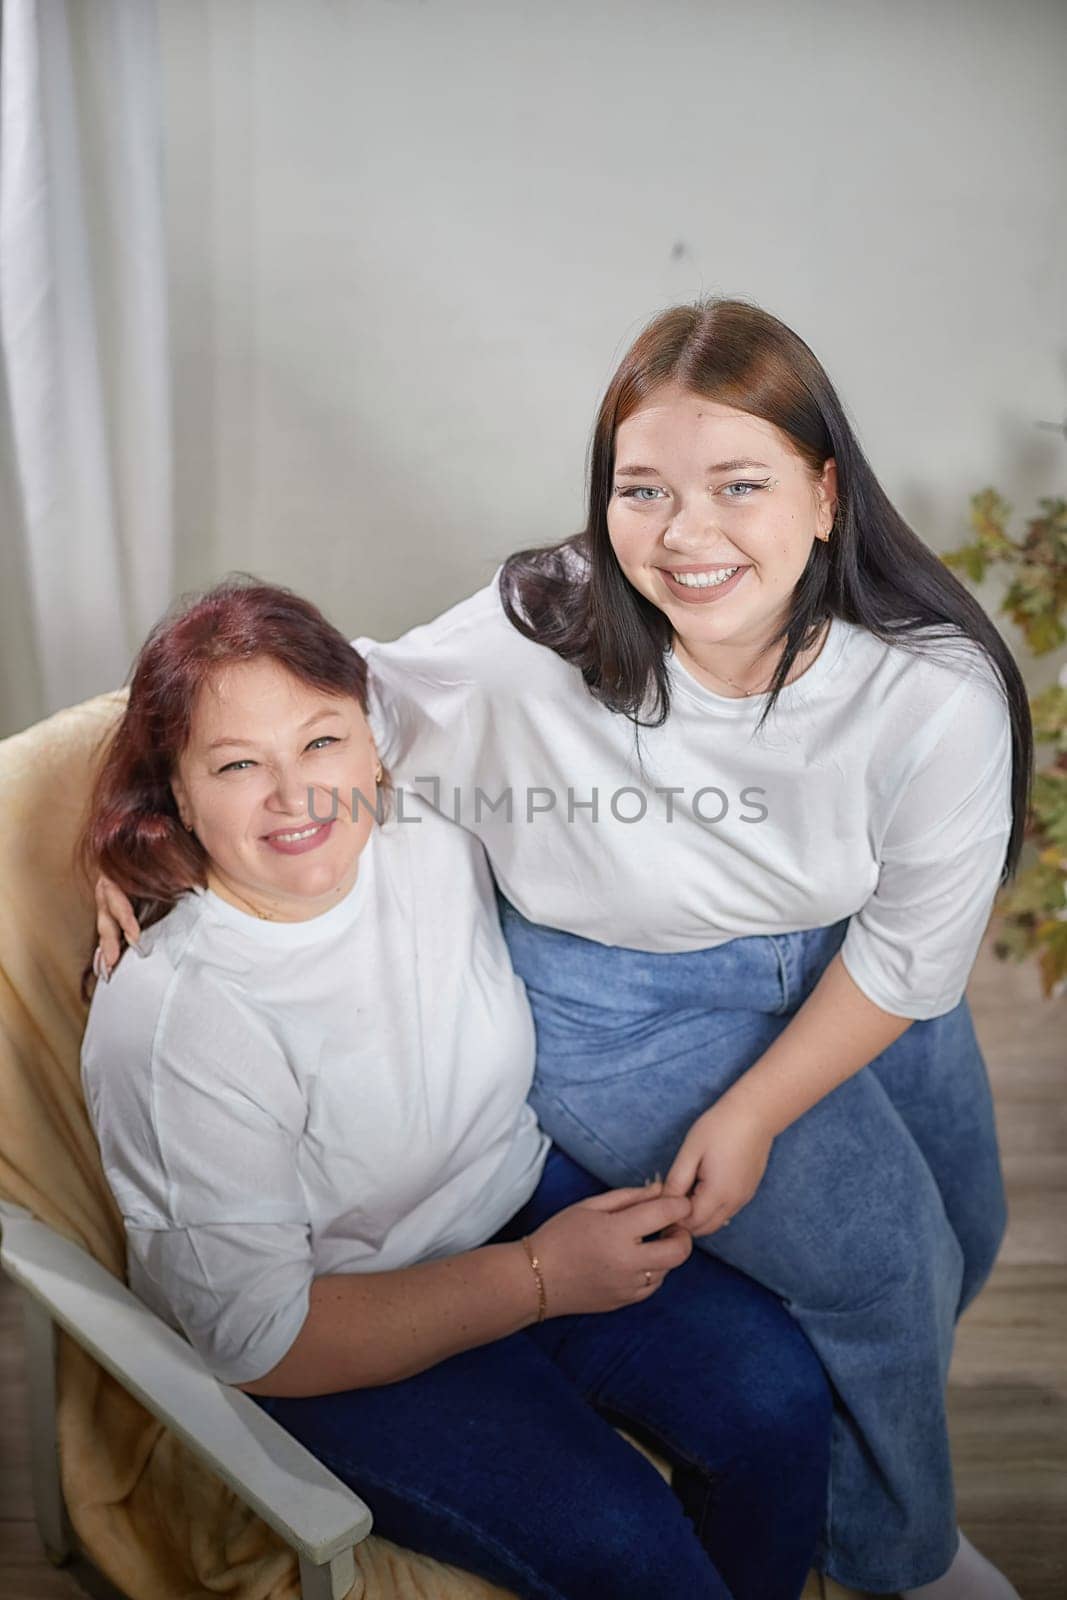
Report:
500,298,1032,881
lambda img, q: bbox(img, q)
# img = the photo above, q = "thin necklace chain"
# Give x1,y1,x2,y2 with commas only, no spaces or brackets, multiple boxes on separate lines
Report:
206,873,277,920
205,867,360,923
688,620,831,698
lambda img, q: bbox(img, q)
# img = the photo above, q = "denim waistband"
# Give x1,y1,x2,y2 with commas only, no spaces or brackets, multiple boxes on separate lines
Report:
494,886,851,1017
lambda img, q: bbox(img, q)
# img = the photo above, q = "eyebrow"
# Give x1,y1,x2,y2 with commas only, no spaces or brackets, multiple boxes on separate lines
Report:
207,708,344,753
614,458,772,477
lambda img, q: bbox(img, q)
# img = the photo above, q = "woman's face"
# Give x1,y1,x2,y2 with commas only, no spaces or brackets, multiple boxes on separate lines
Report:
606,382,836,659
170,657,379,922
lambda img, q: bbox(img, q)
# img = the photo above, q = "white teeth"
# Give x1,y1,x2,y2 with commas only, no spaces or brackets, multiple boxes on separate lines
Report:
670,566,741,589
272,825,322,843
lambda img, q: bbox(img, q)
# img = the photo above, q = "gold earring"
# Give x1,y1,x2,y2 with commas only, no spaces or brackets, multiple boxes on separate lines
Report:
375,763,383,784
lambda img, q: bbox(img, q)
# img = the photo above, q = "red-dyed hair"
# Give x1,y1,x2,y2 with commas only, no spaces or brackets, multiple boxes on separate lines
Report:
78,575,378,998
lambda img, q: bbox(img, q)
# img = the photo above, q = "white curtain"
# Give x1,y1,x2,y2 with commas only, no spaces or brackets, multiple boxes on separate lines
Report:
0,0,172,733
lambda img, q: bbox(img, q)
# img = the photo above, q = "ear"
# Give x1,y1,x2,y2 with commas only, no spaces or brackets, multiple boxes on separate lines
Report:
816,457,838,541
170,772,190,829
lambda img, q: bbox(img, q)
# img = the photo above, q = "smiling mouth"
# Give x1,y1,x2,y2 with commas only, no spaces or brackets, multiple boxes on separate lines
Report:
661,564,747,590
261,819,336,854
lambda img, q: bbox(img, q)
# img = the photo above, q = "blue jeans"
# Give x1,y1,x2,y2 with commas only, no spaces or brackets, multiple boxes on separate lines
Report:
254,1146,832,1600
497,898,1008,1594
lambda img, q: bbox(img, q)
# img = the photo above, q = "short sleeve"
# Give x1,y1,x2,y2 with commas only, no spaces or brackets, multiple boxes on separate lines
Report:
101,965,314,1384
126,1221,312,1385
839,657,1014,1020
352,583,497,786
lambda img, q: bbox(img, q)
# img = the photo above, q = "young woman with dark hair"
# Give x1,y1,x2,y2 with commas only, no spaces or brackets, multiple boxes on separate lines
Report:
79,577,834,1600
96,300,1029,1598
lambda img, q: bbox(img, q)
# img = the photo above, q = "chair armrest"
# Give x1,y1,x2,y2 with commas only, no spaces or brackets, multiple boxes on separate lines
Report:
0,1203,373,1566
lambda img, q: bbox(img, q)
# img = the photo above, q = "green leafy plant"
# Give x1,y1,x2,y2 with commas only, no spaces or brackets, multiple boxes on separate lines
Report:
941,457,1067,997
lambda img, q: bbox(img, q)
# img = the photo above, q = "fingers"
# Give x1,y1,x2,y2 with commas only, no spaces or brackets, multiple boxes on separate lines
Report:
705,1205,737,1236
638,1224,694,1271
95,914,122,970
582,1182,666,1213
663,1146,699,1200
106,882,142,949
687,1192,737,1238
621,1192,694,1237
94,875,141,966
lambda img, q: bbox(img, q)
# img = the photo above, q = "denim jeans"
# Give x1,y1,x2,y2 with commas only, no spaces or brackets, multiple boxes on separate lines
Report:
254,1145,832,1600
497,897,1008,1594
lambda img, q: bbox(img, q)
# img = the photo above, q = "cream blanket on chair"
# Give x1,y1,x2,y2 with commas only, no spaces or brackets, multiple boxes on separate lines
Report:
0,690,680,1600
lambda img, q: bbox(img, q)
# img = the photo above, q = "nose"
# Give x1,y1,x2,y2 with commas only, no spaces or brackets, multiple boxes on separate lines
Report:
265,764,311,818
662,498,714,551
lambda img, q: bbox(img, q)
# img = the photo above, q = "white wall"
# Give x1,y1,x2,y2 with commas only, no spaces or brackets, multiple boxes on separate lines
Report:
96,0,1067,677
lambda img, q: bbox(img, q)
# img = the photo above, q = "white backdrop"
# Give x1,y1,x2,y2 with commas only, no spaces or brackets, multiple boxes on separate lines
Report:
2,0,1065,734
0,0,172,733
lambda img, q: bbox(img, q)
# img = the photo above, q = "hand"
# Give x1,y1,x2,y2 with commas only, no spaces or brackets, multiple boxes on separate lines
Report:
528,1183,694,1317
664,1097,774,1236
93,874,142,979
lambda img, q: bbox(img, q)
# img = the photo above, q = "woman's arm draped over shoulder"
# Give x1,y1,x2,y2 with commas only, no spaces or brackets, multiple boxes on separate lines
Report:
94,580,507,964
352,570,506,780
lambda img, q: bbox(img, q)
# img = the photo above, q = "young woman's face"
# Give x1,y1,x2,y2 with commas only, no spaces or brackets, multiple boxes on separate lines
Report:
170,657,379,921
606,383,836,655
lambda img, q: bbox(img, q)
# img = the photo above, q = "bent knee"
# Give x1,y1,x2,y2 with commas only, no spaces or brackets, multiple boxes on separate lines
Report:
549,1457,723,1598
724,1364,833,1473
791,1200,966,1318
959,1191,1007,1310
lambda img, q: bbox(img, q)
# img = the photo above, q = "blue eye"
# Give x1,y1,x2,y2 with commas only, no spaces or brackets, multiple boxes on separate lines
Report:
217,735,340,775
615,480,767,503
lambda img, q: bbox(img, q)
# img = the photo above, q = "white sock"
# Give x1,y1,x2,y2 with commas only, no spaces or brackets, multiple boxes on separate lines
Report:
900,1531,1021,1600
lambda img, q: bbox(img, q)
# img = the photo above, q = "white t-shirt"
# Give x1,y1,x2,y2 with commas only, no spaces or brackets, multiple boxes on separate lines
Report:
355,566,1014,1021
81,803,548,1384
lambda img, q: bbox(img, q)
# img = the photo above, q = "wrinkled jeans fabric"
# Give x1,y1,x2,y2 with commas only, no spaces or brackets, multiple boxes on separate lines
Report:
254,1144,832,1600
498,897,1007,1593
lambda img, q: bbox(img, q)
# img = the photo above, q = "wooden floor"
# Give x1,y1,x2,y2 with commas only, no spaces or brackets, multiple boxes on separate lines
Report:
1,933,1064,1600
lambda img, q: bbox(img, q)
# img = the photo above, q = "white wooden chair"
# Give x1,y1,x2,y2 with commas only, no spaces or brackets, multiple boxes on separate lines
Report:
1,1198,373,1600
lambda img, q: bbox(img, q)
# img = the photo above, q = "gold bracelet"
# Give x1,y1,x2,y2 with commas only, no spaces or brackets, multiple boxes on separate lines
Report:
520,1236,547,1323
